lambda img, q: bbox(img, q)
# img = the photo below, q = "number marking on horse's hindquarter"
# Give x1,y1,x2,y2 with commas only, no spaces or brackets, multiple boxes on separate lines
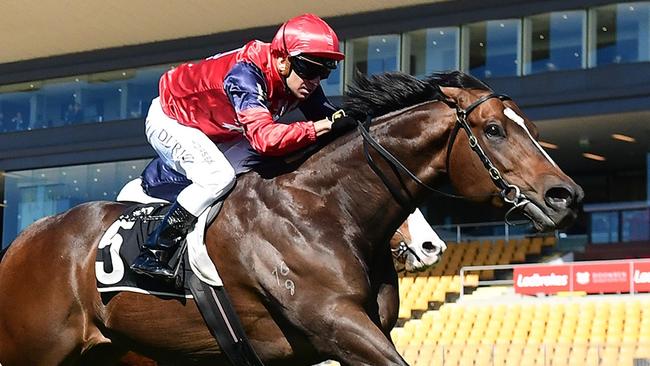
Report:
271,261,295,296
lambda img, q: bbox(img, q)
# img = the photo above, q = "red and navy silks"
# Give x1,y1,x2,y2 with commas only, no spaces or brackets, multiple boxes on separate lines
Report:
159,41,337,157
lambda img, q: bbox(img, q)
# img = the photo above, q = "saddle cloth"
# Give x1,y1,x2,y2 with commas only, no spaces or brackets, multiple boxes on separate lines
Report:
95,202,222,299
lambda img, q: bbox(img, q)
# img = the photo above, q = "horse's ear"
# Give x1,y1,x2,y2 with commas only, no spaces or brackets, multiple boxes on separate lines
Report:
439,86,464,105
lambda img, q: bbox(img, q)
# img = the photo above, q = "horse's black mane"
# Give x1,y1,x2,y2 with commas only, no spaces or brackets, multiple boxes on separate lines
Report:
256,71,493,177
342,71,492,121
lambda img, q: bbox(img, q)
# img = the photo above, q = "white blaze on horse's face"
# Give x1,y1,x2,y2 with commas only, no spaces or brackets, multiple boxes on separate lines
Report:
503,107,558,168
404,209,447,272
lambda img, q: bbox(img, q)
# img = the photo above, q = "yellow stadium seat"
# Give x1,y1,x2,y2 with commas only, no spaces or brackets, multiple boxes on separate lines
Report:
392,296,650,365
398,306,412,319
543,236,557,246
635,344,650,358
402,345,420,364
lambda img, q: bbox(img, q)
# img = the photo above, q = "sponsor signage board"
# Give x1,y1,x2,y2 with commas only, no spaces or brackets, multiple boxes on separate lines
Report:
513,260,650,295
572,262,630,293
513,265,570,295
633,261,650,292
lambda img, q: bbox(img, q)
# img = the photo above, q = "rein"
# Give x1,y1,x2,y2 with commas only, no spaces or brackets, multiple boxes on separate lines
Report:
355,93,531,224
358,112,463,212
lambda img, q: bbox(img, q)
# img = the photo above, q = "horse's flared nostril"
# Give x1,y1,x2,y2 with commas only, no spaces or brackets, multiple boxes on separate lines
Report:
544,185,575,210
422,241,444,256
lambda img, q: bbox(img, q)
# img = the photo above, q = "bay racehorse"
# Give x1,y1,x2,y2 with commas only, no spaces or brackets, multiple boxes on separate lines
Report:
0,71,582,366
110,209,446,366
390,209,446,272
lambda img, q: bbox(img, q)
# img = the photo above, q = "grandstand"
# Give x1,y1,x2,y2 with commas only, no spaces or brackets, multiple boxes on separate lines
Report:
397,236,556,319
393,292,650,366
322,233,650,366
389,234,650,366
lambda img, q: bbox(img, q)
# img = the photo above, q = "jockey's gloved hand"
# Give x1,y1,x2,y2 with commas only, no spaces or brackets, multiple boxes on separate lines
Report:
330,110,358,133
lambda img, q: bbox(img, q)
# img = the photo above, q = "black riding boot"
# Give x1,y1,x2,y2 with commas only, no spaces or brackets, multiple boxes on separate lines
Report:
131,202,198,278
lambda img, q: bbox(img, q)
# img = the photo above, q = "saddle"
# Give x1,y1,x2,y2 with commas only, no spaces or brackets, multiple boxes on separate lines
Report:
95,202,222,296
100,157,264,365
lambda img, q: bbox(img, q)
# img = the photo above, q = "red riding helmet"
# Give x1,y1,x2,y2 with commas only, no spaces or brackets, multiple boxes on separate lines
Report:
271,14,345,61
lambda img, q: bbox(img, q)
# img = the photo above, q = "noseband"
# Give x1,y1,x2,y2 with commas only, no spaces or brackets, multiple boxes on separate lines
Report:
391,229,422,263
390,229,420,273
356,92,530,223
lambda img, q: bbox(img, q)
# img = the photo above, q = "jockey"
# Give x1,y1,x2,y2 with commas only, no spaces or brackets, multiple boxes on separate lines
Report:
131,13,353,278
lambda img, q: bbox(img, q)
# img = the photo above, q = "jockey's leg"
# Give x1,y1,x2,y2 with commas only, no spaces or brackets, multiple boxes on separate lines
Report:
131,98,235,278
131,201,199,277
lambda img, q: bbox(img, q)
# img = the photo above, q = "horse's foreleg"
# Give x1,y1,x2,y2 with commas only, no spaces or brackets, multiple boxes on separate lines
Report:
313,305,408,366
372,253,400,337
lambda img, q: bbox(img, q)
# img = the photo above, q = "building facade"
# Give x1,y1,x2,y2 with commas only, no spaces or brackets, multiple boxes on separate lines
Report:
1,0,648,247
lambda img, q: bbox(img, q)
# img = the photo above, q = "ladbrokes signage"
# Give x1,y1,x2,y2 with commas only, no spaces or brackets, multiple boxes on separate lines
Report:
514,265,571,295
633,261,650,292
514,260,650,295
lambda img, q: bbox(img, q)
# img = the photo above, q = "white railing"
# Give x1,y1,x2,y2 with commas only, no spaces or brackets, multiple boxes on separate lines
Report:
431,219,553,243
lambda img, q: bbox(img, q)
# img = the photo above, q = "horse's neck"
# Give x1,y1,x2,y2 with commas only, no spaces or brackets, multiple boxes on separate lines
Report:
288,102,454,250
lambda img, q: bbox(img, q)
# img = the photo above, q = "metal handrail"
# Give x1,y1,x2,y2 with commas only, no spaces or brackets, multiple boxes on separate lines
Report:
431,219,547,243
432,219,531,230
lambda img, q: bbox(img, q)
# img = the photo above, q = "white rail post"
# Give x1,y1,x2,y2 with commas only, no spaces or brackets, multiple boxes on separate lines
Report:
460,268,465,298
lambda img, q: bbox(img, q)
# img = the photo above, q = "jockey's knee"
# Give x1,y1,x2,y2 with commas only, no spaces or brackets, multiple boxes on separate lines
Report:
202,163,236,194
177,166,235,216
200,174,236,201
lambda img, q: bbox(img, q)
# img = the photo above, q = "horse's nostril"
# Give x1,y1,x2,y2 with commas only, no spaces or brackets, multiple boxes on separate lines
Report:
545,186,574,210
422,241,435,251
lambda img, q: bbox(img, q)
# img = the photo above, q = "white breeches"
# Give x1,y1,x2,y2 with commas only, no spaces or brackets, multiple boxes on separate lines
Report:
145,97,236,217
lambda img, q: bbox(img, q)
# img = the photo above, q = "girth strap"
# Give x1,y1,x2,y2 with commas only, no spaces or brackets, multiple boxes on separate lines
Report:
188,274,265,366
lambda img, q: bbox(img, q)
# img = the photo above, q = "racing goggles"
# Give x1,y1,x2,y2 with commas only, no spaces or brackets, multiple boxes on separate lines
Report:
290,55,336,80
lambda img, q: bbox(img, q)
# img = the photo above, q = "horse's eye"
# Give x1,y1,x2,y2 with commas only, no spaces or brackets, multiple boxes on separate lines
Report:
484,124,504,139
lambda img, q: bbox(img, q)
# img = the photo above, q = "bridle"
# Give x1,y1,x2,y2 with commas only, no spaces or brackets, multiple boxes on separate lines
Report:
390,229,421,262
356,92,531,224
390,229,420,273
444,93,531,222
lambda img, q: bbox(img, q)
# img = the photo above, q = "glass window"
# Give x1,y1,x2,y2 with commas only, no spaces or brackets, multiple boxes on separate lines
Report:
0,65,170,133
321,42,344,97
590,211,619,243
2,159,150,247
36,78,82,128
126,66,171,118
80,78,123,123
345,35,400,83
622,209,649,242
524,11,586,74
403,27,460,78
463,19,521,78
590,3,650,66
0,89,32,132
